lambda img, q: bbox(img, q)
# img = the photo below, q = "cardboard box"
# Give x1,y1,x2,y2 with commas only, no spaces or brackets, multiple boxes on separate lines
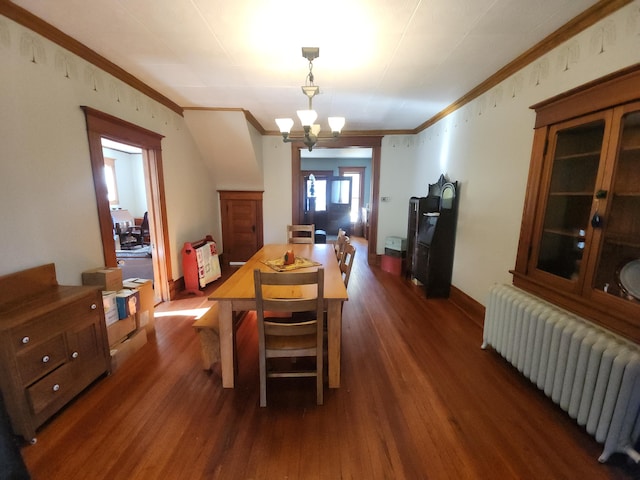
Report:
102,291,119,326
381,255,403,276
116,289,139,319
82,267,123,292
106,314,136,346
122,278,154,334
110,328,147,372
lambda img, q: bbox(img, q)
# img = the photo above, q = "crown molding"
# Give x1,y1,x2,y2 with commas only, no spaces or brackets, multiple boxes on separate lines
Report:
1,1,183,116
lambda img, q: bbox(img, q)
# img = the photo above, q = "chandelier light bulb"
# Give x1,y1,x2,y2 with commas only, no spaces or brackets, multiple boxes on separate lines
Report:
328,117,346,134
275,118,294,134
296,109,318,127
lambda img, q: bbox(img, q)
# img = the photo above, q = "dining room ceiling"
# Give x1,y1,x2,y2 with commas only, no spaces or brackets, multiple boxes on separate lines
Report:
12,0,602,134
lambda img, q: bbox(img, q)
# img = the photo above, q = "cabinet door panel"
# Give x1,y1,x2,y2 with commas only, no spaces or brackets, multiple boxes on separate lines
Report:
528,112,612,291
66,318,103,366
590,105,640,300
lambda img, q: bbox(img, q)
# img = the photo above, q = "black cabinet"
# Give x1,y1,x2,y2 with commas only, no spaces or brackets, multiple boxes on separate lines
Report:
406,175,459,297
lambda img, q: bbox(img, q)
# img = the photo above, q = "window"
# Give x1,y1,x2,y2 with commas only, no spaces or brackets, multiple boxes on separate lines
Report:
339,168,365,223
104,157,119,206
306,177,327,211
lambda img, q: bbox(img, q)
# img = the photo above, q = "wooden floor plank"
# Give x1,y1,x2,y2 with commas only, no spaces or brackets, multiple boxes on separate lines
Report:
18,237,639,479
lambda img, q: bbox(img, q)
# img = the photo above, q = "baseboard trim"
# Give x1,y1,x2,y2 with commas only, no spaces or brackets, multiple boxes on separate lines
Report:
449,285,485,328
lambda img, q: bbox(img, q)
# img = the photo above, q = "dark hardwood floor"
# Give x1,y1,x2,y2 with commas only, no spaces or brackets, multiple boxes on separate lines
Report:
19,237,639,479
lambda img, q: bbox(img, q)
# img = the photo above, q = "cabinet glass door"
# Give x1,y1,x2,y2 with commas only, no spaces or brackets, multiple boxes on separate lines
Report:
535,119,605,282
592,107,640,302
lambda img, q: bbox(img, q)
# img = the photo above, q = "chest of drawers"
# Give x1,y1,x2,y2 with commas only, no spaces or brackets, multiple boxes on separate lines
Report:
0,264,110,443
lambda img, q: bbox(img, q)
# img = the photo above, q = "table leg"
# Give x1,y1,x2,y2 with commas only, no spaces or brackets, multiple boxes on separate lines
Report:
327,300,342,388
218,301,235,388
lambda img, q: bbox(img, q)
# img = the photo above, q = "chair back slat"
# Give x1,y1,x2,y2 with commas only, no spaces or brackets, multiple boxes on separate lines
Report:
287,224,315,244
339,243,356,288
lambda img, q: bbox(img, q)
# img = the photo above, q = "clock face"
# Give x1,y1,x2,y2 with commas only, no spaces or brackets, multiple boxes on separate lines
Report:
441,184,455,210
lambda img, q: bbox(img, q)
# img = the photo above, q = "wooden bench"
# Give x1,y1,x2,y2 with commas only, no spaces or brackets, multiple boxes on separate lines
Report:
192,303,220,370
192,303,247,371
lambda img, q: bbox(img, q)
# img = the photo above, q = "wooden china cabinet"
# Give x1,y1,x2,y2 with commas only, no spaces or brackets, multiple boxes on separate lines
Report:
512,64,640,343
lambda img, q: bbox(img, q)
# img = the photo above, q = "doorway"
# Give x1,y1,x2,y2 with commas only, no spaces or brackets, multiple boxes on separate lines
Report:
102,139,156,294
291,136,381,264
82,106,173,302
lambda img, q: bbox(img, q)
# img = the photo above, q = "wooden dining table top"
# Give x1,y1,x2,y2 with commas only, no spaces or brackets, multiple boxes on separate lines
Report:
209,243,349,303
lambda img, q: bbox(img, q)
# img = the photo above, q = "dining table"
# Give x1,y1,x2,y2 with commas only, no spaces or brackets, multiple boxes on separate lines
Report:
209,243,349,388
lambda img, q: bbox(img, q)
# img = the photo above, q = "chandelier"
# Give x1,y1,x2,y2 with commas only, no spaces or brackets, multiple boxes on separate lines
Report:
275,47,345,151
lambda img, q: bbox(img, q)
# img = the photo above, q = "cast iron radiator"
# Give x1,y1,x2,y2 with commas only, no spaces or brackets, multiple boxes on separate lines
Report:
482,284,640,463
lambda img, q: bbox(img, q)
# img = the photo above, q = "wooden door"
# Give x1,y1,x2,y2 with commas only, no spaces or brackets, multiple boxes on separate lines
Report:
219,191,263,266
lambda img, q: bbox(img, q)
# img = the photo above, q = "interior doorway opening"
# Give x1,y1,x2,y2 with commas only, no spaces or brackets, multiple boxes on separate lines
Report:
291,136,381,264
102,139,158,302
82,106,172,302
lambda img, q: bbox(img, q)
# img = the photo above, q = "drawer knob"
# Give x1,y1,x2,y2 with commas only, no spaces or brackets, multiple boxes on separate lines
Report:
21,336,30,345
42,355,50,363
52,384,60,392
90,303,97,310
71,351,79,359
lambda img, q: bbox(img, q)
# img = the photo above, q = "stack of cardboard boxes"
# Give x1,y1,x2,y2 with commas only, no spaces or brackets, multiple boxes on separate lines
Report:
81,267,154,372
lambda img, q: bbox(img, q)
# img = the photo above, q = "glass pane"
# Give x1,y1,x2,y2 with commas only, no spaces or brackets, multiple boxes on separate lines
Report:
537,120,604,279
331,179,351,204
594,110,640,300
344,173,361,222
306,178,326,211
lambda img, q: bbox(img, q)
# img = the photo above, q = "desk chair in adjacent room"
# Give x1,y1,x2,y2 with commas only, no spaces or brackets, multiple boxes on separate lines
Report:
253,268,325,407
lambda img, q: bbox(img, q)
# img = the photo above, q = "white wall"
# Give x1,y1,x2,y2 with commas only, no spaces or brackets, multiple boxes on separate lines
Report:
262,137,293,245
0,16,217,284
377,135,419,246
103,147,147,218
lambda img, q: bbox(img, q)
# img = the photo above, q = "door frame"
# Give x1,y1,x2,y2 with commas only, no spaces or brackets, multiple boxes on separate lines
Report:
291,136,381,264
82,106,173,301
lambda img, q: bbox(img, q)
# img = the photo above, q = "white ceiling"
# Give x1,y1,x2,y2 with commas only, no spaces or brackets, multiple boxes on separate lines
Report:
13,0,600,134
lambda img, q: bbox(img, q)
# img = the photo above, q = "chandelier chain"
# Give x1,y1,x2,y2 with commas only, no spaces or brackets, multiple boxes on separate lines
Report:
307,60,314,86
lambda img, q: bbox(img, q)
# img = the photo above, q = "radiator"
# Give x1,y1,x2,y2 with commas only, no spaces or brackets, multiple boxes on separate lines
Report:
482,284,640,463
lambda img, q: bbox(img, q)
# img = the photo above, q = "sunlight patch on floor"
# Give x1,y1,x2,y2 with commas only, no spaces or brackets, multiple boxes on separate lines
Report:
154,307,210,319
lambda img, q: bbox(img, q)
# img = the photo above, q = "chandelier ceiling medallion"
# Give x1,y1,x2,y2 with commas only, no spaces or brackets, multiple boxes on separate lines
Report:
275,47,345,151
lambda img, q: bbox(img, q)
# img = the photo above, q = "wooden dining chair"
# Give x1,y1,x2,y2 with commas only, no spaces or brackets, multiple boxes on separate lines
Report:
334,228,349,260
253,268,325,407
287,224,315,244
339,243,356,288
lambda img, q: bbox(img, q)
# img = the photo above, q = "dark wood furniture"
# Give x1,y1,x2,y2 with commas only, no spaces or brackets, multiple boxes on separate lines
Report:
512,64,640,343
406,174,459,297
0,264,110,443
